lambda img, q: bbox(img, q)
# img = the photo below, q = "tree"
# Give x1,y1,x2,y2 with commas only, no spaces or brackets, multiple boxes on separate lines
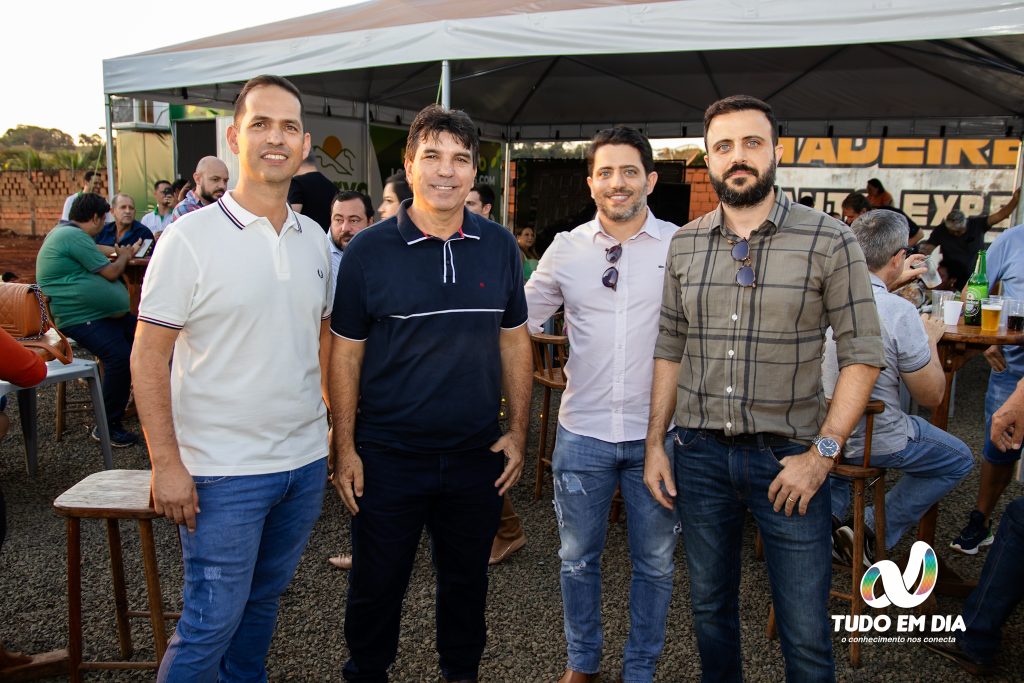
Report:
0,125,75,152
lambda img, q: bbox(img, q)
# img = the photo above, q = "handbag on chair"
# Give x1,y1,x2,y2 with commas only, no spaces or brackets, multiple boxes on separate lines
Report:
0,282,73,364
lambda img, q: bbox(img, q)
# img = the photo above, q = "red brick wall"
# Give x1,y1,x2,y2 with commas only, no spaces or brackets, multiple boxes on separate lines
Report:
685,168,718,222
0,170,107,236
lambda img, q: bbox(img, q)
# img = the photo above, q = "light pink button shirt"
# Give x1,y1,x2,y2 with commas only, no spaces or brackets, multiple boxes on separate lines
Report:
525,210,678,443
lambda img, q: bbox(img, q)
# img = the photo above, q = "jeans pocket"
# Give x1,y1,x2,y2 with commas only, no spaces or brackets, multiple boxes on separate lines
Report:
193,475,232,488
765,440,806,469
673,428,701,449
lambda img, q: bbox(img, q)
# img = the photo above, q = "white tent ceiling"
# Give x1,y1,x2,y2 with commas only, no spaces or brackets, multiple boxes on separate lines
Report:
103,0,1024,139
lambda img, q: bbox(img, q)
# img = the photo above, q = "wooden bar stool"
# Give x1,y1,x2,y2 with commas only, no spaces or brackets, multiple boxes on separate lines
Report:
765,400,887,668
530,331,569,500
53,469,178,681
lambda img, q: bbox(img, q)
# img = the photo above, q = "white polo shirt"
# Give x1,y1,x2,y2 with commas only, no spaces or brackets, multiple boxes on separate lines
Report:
138,191,333,475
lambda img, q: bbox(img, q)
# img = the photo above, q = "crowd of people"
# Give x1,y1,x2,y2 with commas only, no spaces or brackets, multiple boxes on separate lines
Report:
3,74,1024,682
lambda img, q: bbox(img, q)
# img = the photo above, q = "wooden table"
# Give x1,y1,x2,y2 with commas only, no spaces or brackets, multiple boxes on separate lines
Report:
123,258,150,316
919,322,1024,596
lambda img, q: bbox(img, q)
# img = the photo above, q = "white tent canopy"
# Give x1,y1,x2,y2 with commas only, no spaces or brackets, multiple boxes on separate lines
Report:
103,0,1024,140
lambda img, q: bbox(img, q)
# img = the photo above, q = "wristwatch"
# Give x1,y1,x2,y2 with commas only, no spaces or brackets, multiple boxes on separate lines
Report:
812,435,841,459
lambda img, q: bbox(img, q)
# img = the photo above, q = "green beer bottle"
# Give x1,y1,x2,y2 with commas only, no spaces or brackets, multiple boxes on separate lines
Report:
964,250,988,326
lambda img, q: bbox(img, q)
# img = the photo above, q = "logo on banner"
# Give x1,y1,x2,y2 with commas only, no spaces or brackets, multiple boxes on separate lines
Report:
860,541,938,609
314,135,356,176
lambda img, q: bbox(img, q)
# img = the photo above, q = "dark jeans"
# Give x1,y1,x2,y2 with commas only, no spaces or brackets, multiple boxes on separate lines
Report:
673,428,834,683
959,496,1024,665
62,314,136,427
342,443,504,683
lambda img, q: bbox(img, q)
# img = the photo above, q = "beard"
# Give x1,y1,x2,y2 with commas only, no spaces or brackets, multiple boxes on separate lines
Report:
595,184,648,223
710,158,777,209
199,186,223,204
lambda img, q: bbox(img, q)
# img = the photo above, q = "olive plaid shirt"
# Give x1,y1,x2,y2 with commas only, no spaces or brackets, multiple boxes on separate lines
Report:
654,190,884,441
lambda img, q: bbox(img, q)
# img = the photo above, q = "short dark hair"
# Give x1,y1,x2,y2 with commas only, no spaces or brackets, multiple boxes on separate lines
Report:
866,178,886,193
798,195,815,207
384,170,413,202
850,209,909,271
234,74,304,124
1,272,17,282
69,192,110,223
471,184,495,208
170,177,188,194
153,179,171,190
83,170,97,182
703,95,779,146
404,104,479,165
586,127,655,176
333,190,374,221
841,192,872,213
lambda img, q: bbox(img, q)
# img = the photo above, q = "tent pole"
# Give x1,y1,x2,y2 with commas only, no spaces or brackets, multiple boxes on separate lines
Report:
502,140,511,227
441,60,451,109
1013,134,1024,227
365,102,372,199
104,95,116,196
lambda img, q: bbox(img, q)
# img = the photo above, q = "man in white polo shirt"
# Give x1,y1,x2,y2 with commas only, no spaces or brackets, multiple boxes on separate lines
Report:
131,75,332,682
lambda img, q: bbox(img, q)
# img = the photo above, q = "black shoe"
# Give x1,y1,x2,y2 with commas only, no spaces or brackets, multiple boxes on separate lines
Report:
91,425,138,448
835,524,876,568
951,510,995,555
923,641,991,676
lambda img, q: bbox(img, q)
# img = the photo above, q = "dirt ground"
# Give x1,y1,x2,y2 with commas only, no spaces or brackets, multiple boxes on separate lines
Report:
0,230,44,282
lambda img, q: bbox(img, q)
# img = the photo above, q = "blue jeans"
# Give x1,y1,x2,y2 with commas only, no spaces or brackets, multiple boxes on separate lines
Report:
983,369,1024,465
343,443,504,683
673,428,834,683
62,314,136,427
551,426,678,682
959,497,1024,664
157,458,326,683
831,415,973,549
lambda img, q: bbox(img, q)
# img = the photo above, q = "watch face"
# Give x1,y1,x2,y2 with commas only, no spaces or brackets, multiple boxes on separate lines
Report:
815,437,841,458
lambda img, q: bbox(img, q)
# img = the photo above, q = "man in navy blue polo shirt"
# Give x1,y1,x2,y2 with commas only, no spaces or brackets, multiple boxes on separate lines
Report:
330,104,533,683
94,193,152,255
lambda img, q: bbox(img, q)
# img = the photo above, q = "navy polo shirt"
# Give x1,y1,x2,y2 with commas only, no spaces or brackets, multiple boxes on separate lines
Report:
95,220,154,247
332,200,528,453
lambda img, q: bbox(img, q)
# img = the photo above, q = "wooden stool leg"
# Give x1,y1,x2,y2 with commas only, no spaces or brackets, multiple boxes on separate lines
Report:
850,479,866,668
67,517,82,683
534,386,552,500
106,519,133,659
873,475,887,562
766,604,777,639
139,519,169,664
56,381,67,441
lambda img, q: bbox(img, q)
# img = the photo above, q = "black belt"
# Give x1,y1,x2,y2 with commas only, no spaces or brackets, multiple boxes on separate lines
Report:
698,429,804,449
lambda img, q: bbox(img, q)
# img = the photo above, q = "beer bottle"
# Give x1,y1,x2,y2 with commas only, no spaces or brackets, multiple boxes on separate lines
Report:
964,250,988,326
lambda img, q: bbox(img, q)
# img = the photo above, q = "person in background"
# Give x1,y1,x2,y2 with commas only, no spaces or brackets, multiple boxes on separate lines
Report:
36,193,139,448
918,189,1020,291
798,195,815,208
1,273,17,283
377,170,412,221
926,378,1024,675
825,209,972,565
170,178,191,204
0,328,47,672
61,170,103,220
95,194,154,256
141,180,176,237
325,190,375,572
951,219,1024,555
289,153,338,233
841,192,923,247
466,183,496,221
865,178,893,207
169,156,230,223
515,226,540,281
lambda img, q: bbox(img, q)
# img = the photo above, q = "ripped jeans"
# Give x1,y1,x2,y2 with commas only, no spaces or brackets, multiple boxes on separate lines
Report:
157,458,326,683
551,425,677,682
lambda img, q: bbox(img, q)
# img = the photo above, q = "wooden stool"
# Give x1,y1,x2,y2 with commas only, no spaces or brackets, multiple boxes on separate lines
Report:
766,400,886,668
530,331,569,500
53,469,178,682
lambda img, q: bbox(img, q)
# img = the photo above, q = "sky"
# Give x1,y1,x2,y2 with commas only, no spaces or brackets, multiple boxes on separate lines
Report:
1,0,365,142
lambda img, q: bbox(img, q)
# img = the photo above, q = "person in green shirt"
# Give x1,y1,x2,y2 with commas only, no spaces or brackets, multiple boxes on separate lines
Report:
36,192,140,447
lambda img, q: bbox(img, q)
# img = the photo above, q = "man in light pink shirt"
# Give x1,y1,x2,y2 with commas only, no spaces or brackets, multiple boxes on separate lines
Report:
525,127,679,683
